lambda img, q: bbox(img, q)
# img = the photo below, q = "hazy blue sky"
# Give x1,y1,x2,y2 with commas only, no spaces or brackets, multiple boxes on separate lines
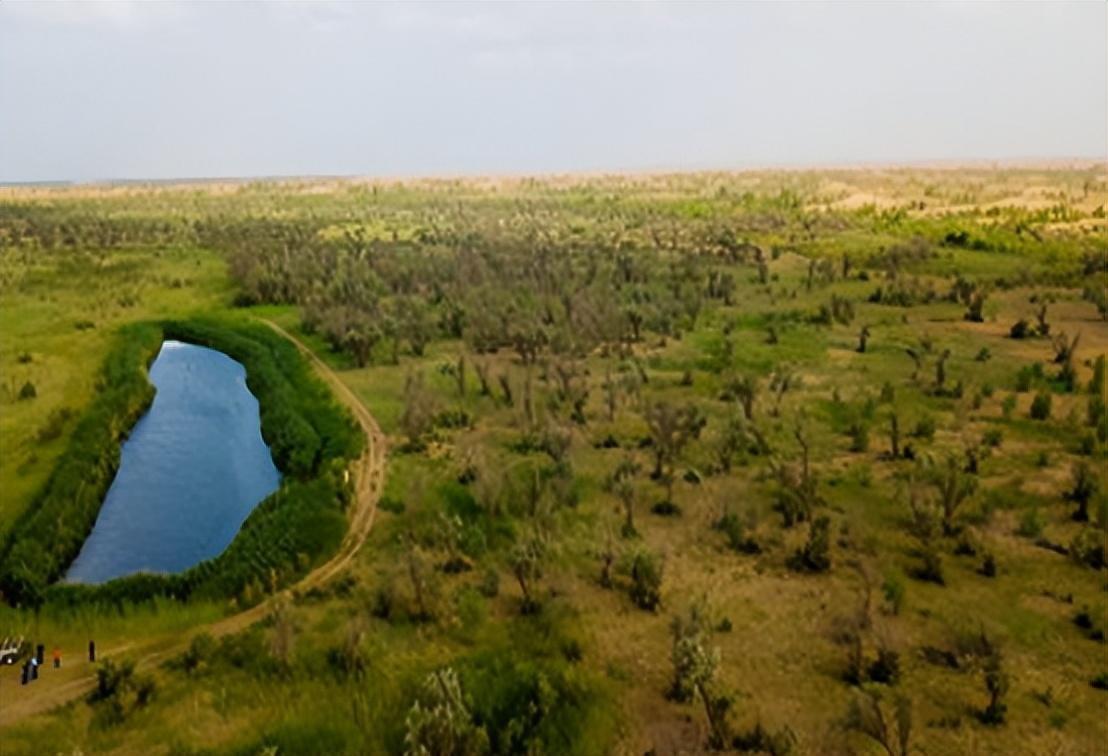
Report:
1,2,1104,182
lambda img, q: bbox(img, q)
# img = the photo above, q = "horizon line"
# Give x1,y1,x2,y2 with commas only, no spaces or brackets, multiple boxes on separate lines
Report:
2,155,1104,190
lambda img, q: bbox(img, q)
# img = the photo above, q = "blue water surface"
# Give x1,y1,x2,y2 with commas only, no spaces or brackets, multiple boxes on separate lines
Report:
65,340,280,584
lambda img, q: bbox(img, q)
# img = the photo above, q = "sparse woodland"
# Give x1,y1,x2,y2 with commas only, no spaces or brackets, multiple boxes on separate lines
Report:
0,166,1106,754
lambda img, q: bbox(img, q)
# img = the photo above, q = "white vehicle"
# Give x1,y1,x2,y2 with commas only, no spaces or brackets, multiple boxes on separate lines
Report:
0,635,25,665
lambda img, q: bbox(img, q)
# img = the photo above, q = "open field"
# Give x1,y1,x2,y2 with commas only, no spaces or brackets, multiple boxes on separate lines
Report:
0,164,1106,754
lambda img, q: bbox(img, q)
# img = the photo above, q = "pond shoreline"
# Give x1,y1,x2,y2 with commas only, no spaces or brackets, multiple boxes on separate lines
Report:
64,340,281,584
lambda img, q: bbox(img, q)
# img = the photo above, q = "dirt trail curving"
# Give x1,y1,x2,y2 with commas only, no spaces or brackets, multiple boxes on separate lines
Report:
0,319,386,727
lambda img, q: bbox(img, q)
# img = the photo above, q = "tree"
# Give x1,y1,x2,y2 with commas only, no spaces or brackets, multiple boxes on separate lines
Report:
934,349,951,392
509,535,546,614
926,454,977,536
343,321,381,368
400,372,437,450
404,668,490,756
669,600,732,749
905,348,923,383
268,599,295,670
887,409,901,459
611,455,641,537
847,689,912,756
1065,462,1099,522
405,533,435,621
789,515,832,572
642,401,706,483
1051,331,1080,365
769,367,798,416
1089,354,1106,396
714,410,749,473
771,421,823,526
723,373,758,420
598,529,616,589
472,357,491,396
17,380,36,401
1035,302,1051,336
400,296,436,357
857,325,871,353
979,636,1009,725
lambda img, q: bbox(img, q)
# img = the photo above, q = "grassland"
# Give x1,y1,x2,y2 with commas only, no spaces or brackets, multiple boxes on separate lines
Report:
0,164,1105,755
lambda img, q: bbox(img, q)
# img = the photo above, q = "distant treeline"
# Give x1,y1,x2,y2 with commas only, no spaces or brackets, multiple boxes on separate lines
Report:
0,318,363,609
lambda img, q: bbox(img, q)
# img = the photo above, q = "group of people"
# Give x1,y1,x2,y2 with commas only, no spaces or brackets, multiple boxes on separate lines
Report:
19,641,95,685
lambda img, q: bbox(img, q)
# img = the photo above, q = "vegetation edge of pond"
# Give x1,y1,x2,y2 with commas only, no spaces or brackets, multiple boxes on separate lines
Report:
0,317,363,609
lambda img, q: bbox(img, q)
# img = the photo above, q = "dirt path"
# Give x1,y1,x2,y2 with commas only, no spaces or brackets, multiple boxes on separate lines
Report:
0,320,386,728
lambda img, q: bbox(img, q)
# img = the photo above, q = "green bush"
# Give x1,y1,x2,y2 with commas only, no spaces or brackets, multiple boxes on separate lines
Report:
1030,391,1053,420
628,549,664,611
912,415,936,441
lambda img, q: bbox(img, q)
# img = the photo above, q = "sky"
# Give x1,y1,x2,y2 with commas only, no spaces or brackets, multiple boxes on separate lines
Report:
1,2,1104,182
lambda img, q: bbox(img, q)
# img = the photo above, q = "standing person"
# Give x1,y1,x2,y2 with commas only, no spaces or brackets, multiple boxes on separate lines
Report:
29,655,39,681
53,647,61,669
89,640,96,662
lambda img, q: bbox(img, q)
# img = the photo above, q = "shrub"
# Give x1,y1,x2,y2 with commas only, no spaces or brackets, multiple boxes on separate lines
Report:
403,668,489,755
651,500,681,516
378,496,406,514
1065,462,1100,522
913,545,945,585
1016,363,1044,392
478,568,500,598
1029,391,1052,421
1009,319,1031,339
882,570,906,615
1070,529,1106,570
1016,508,1044,539
868,647,901,684
17,381,36,400
880,382,895,403
1089,355,1106,396
979,641,1009,725
849,422,870,453
180,633,216,676
912,415,936,441
34,407,74,444
979,553,997,578
89,658,156,727
982,428,1003,448
716,511,760,554
628,549,664,611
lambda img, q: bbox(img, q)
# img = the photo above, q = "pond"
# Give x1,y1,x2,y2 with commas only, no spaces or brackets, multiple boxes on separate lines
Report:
65,340,281,584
